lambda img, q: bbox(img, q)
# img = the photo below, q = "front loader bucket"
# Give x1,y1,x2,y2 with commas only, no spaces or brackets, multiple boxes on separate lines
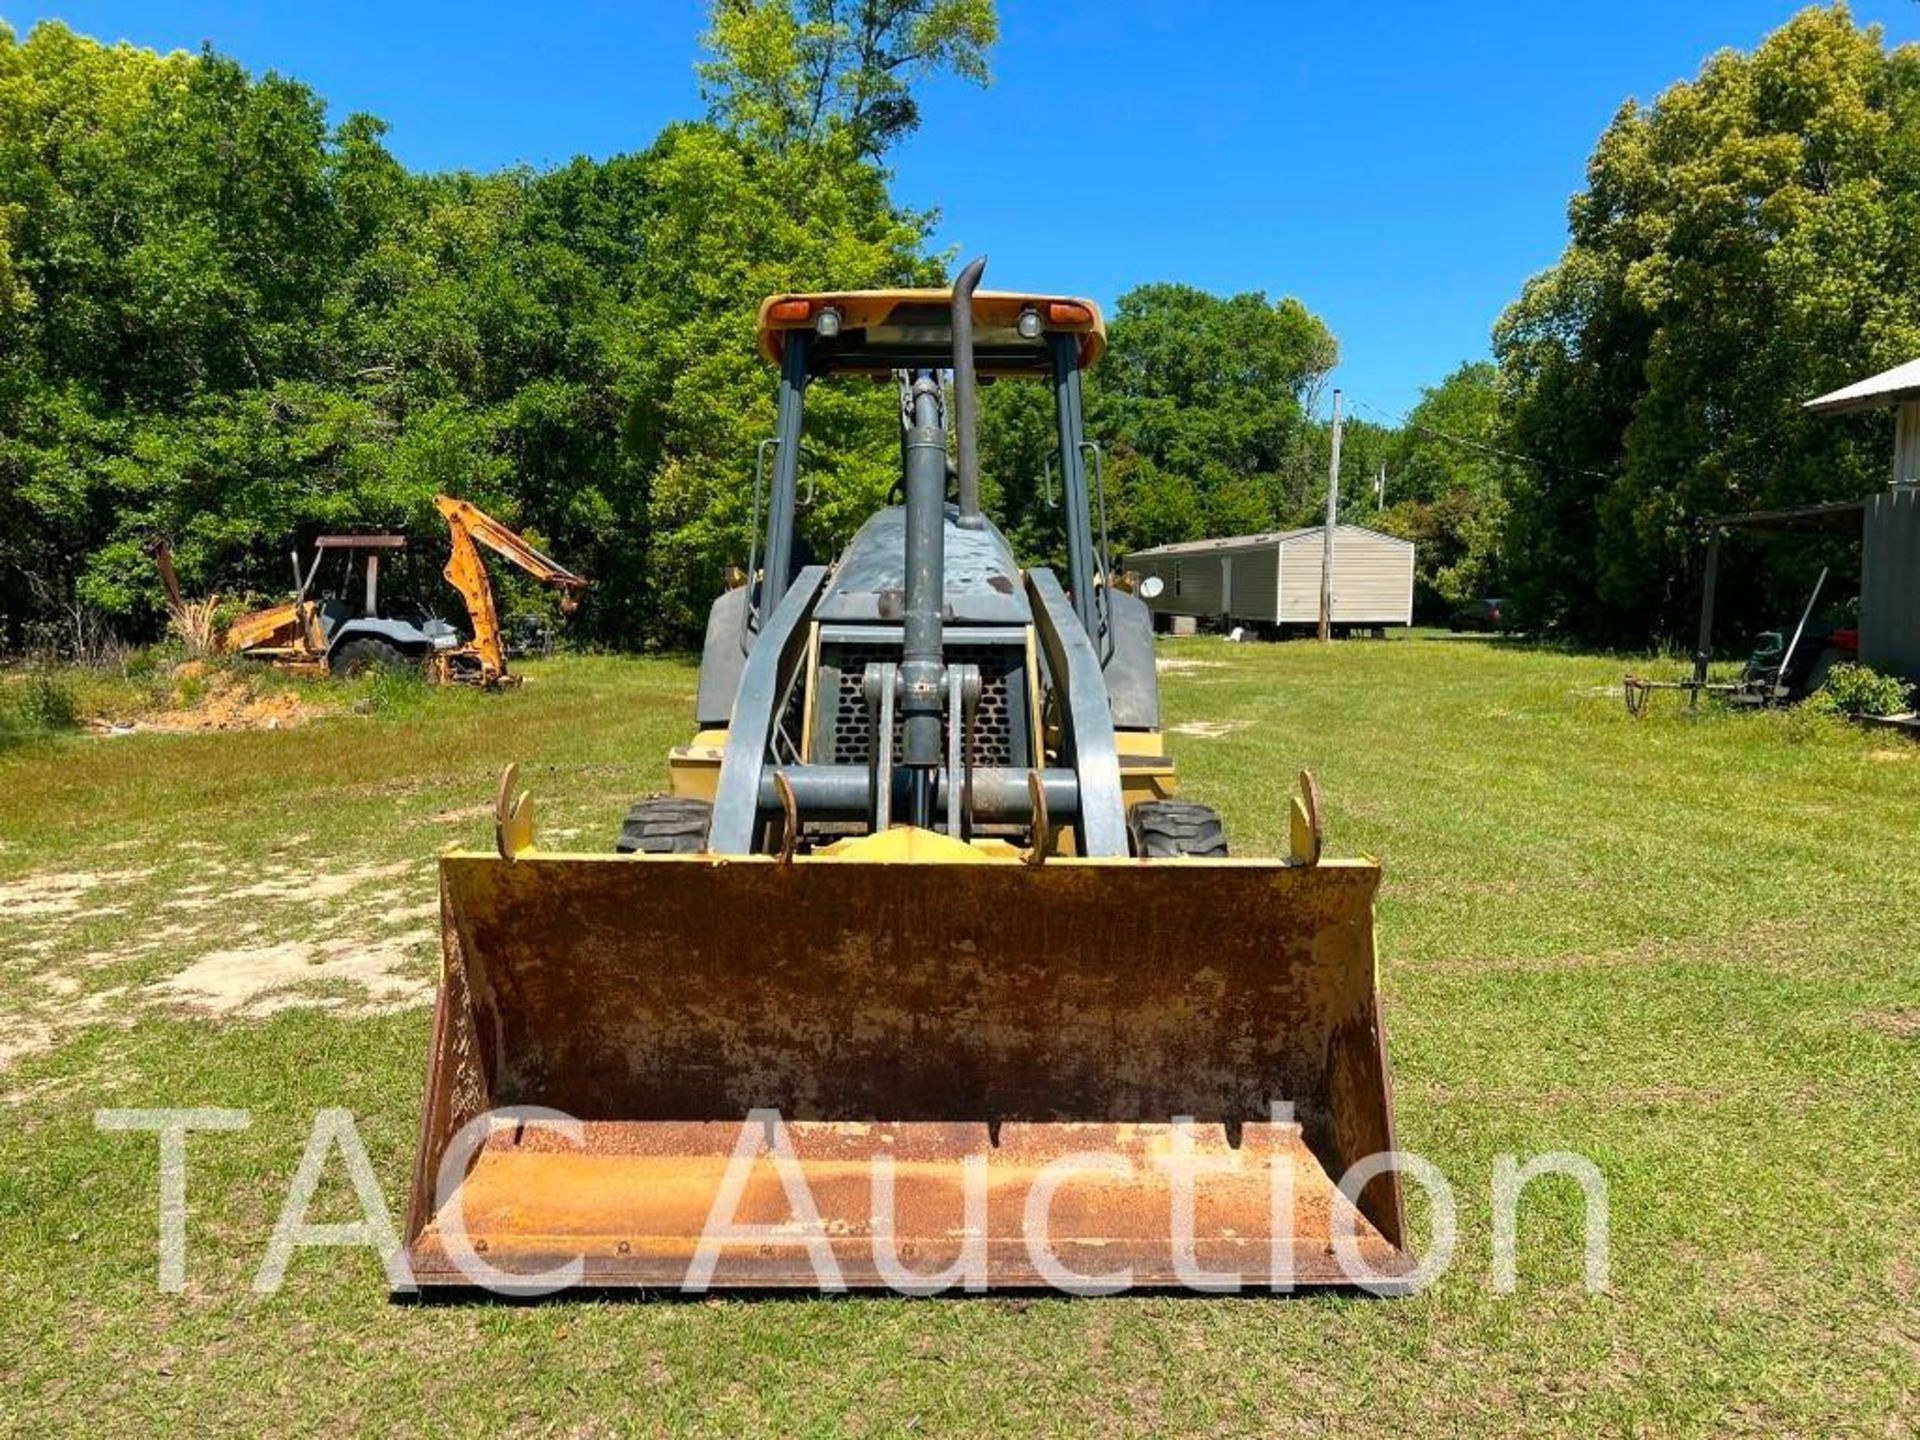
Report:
402,849,1410,1294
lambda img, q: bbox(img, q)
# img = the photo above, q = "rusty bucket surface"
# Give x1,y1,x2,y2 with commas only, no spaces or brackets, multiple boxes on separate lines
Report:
402,850,1409,1293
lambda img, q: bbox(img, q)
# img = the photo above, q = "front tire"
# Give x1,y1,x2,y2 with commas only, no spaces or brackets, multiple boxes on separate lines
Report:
1128,800,1229,858
615,796,712,854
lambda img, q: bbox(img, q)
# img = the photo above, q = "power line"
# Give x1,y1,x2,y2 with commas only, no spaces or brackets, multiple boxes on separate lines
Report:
1346,396,1614,481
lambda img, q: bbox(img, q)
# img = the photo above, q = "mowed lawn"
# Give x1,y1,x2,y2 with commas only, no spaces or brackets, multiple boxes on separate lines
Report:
1,636,1916,1436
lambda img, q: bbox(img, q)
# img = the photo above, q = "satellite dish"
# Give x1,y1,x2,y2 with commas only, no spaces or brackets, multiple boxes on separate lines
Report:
1138,575,1165,600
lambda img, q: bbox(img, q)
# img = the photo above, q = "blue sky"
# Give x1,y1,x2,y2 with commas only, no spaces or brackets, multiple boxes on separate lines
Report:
7,2,1919,416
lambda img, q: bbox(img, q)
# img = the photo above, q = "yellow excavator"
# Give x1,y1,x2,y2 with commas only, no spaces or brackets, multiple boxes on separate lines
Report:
152,496,585,687
402,263,1409,1295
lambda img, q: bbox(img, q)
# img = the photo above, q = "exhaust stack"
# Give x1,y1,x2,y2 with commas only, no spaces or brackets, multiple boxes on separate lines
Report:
896,256,989,824
951,256,986,526
899,370,948,822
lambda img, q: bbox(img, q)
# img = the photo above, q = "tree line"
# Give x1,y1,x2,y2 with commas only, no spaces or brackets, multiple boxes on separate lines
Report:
0,4,1333,653
1343,5,1920,642
0,10,937,651
2,3,1914,654
1494,3,1920,641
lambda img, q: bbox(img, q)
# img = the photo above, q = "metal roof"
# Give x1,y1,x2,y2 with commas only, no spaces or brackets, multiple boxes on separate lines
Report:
1803,358,1920,415
1702,498,1867,533
1125,523,1414,559
314,535,407,550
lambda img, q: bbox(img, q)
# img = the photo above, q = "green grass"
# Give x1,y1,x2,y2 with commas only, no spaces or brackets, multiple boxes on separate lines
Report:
2,639,1916,1436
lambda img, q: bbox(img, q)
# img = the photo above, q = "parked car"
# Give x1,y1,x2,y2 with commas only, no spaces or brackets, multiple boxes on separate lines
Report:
1449,597,1511,632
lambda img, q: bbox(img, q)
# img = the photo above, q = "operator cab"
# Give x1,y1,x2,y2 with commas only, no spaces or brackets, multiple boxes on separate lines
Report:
300,535,408,639
741,285,1119,657
678,270,1162,851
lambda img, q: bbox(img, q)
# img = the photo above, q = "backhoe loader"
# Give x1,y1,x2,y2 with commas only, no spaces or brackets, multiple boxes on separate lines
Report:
404,261,1411,1294
153,497,585,687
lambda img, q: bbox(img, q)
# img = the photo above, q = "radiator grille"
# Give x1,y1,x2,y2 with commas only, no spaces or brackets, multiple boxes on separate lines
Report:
817,643,1026,768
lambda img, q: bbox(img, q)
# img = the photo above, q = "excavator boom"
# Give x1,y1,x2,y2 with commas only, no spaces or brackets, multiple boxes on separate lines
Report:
432,495,588,686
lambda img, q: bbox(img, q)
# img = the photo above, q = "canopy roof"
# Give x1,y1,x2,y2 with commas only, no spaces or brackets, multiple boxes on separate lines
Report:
1127,524,1415,559
756,288,1105,375
1700,498,1867,534
1804,357,1920,415
314,534,406,550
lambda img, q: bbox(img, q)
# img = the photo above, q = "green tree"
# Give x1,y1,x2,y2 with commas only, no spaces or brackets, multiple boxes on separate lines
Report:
699,0,996,158
1,6,1358,655
0,17,951,650
0,24,404,640
1495,4,1920,638
982,282,1337,568
1372,362,1513,613
617,122,936,636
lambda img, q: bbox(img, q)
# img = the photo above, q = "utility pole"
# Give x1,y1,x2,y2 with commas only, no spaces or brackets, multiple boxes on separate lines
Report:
1318,388,1343,642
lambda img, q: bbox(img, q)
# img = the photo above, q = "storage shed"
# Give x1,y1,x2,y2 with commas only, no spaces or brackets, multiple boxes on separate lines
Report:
1126,525,1415,633
1801,358,1920,683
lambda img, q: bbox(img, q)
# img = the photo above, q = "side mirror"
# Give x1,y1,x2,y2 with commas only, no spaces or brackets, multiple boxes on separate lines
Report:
1139,575,1166,600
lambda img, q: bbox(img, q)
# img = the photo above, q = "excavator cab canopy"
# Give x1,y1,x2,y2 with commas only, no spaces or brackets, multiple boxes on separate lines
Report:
757,288,1105,376
312,534,407,551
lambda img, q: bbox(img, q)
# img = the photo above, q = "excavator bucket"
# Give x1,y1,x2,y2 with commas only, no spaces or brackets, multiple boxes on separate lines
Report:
401,843,1412,1294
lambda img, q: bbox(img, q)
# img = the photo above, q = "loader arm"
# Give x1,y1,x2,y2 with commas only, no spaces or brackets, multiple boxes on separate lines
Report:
433,495,588,684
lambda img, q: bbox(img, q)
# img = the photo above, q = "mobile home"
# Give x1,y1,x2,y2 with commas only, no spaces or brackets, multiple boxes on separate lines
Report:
1127,524,1416,634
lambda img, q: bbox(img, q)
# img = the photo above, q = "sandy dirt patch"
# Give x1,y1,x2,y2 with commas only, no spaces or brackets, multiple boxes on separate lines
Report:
1857,1007,1920,1039
95,666,338,734
160,886,217,911
381,899,441,926
75,919,233,969
224,860,414,904
4,920,432,1079
146,936,434,1018
1155,658,1227,673
0,869,152,919
1,854,438,1080
430,804,493,824
0,1020,58,1069
1167,719,1249,739
0,986,137,1085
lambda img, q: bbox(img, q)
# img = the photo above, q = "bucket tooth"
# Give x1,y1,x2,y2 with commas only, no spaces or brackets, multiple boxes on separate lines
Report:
493,764,535,860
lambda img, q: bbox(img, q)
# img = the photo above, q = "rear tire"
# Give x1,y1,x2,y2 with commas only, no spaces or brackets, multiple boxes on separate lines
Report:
616,796,712,854
1128,800,1229,858
328,636,418,678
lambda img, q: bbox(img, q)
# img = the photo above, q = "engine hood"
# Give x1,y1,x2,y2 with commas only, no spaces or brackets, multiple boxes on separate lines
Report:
813,504,1031,626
